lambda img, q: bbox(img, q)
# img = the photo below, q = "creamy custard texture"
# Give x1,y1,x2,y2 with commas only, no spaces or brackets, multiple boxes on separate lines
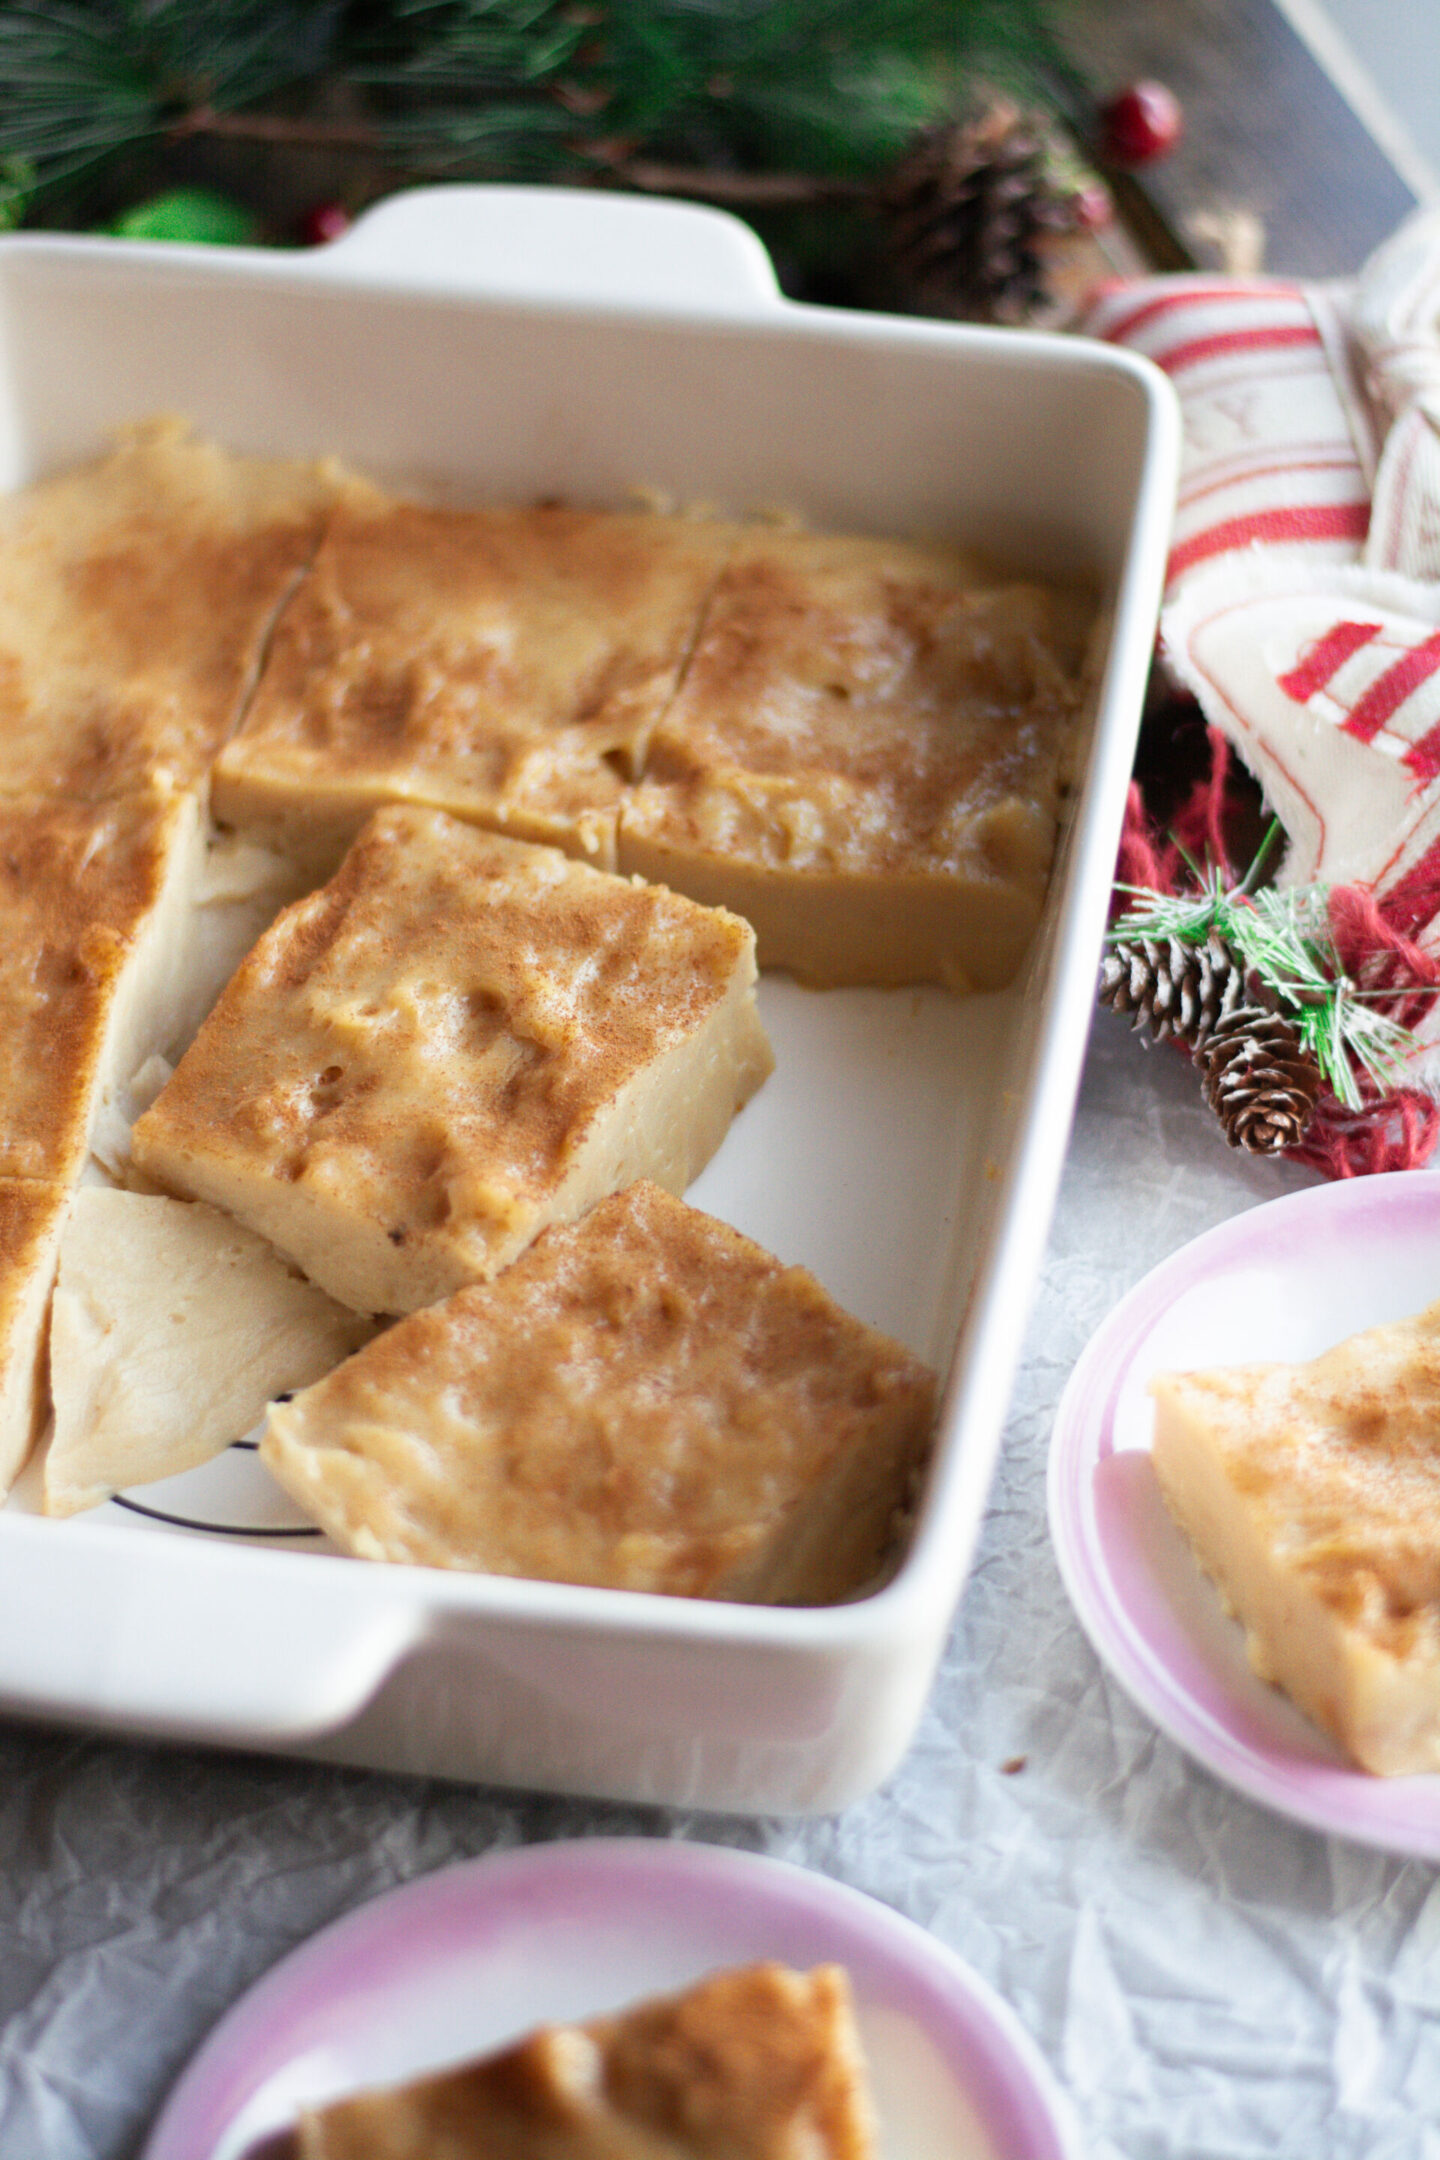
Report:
212,498,739,873
43,1188,377,1519
0,1178,72,1493
1152,1298,1440,1775
293,1963,877,2160
214,499,1093,987
0,783,211,1489
0,418,350,1492
132,809,773,1315
260,1179,934,1601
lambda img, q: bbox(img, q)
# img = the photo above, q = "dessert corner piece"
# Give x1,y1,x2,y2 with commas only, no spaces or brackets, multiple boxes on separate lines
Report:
43,1188,377,1519
1151,1298,1440,1776
616,528,1093,990
291,1962,877,2160
0,416,345,804
0,784,213,1498
260,1179,935,1602
131,809,774,1316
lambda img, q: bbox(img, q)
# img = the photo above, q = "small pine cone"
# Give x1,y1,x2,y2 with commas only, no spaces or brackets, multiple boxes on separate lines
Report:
879,98,1076,323
1098,931,1244,1051
1198,1005,1322,1154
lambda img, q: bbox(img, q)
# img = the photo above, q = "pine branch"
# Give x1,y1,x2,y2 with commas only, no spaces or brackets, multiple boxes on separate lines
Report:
0,0,1072,215
168,105,382,149
594,158,868,206
0,0,344,196
1109,867,1422,1113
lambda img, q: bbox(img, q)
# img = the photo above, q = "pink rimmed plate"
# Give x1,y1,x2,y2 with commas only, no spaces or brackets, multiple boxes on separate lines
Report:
1048,1172,1440,1855
141,1837,1081,2160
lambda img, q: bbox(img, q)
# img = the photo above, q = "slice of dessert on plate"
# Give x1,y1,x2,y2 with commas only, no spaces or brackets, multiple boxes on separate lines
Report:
1152,1297,1440,1775
131,807,773,1315
260,1179,935,1602
286,1961,877,2160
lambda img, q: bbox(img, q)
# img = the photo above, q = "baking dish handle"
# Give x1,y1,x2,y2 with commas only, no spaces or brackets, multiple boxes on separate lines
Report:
0,1521,424,1748
304,183,786,316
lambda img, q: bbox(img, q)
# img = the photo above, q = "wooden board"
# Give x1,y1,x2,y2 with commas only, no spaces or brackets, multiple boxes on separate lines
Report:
1054,0,1419,277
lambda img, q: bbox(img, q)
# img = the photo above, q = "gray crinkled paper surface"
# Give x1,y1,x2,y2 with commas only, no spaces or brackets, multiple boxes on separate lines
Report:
4,1012,1440,2160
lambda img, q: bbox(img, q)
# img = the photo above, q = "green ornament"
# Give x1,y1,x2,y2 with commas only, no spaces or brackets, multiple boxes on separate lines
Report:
0,156,35,234
110,188,260,246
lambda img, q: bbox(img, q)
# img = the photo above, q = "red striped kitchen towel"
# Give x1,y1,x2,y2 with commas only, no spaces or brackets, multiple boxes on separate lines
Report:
1086,207,1440,1125
1080,273,1377,599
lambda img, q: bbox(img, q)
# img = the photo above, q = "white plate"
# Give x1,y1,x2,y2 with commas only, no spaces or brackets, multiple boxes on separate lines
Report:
140,1838,1082,2160
1049,1172,1440,1855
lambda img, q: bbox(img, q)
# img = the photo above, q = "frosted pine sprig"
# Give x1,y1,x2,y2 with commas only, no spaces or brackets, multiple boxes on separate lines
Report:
1107,862,1419,1113
1225,885,1416,1109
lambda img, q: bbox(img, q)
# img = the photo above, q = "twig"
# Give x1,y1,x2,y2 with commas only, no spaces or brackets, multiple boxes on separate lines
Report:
595,158,869,206
165,106,873,207
168,105,383,152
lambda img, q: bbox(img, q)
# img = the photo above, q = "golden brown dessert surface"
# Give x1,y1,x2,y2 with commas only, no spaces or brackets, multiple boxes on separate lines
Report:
212,499,739,870
0,422,1085,1508
0,787,203,1184
213,495,1092,987
132,810,772,1315
0,417,341,801
293,1963,876,2160
617,529,1092,988
1151,1298,1440,1775
260,1179,933,1600
0,418,347,1491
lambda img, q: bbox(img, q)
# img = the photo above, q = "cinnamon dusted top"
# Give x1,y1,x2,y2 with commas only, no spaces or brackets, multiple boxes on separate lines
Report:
0,417,343,799
293,1963,877,2160
214,497,739,863
0,1178,69,1331
1156,1300,1440,1657
260,1178,935,1598
0,788,198,1182
622,528,1092,883
132,809,764,1298
588,1962,873,2158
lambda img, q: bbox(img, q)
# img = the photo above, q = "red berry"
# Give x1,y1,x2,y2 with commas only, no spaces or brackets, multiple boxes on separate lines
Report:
300,199,352,247
1101,81,1183,166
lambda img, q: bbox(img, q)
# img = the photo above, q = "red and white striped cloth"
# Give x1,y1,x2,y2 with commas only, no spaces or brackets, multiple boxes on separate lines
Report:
1349,210,1440,584
1080,274,1377,599
1085,206,1440,1084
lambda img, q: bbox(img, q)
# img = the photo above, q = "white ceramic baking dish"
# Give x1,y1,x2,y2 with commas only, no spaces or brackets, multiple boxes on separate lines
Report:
0,186,1178,1813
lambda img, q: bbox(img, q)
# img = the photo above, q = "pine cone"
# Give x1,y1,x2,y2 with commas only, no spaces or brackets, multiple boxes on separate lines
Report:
878,99,1077,323
1198,1006,1322,1154
1098,930,1244,1051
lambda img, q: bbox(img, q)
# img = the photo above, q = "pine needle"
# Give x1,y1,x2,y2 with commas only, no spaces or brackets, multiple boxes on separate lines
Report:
1109,865,1422,1112
0,0,1069,212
